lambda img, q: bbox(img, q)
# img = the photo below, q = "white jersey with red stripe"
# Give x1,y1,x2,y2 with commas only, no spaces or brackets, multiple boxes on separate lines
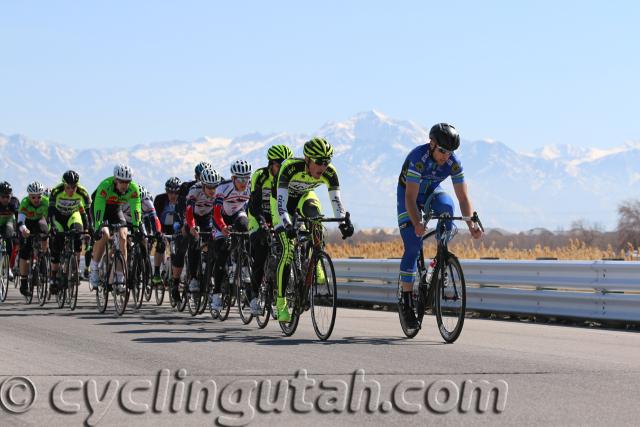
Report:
186,182,216,217
123,196,155,223
214,180,250,216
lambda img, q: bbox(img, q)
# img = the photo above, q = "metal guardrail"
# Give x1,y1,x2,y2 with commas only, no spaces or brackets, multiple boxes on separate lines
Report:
334,259,640,323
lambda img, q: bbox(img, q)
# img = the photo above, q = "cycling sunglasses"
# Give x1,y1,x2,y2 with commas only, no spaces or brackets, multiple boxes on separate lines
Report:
435,145,453,156
312,158,331,166
234,177,250,184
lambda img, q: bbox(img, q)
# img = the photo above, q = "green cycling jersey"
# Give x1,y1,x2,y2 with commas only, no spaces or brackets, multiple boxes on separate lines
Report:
93,177,142,229
17,196,50,225
270,158,345,226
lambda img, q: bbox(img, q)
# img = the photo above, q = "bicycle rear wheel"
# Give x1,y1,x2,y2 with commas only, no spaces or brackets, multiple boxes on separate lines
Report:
36,254,49,306
434,253,466,343
67,256,80,311
96,254,109,313
0,248,8,302
112,252,129,316
176,252,188,312
310,251,337,341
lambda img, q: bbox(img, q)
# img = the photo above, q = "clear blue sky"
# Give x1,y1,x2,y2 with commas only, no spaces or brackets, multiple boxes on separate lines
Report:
1,1,639,150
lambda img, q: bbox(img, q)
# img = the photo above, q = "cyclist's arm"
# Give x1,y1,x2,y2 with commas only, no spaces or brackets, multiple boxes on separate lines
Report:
93,183,108,230
16,198,28,230
129,182,142,227
248,170,264,220
213,190,227,230
453,182,475,230
404,182,422,227
322,166,346,218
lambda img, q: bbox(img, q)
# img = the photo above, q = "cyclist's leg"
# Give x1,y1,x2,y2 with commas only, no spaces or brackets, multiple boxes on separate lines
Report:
297,192,326,282
50,216,68,292
270,195,295,321
18,220,37,294
249,224,268,297
428,191,455,239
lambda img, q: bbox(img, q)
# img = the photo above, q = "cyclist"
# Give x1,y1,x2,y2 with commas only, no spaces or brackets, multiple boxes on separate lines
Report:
88,164,142,292
17,182,50,296
121,185,160,272
48,170,91,294
271,137,353,322
176,161,213,229
0,181,19,282
209,160,253,315
171,167,221,300
247,145,293,313
397,122,483,328
151,177,181,285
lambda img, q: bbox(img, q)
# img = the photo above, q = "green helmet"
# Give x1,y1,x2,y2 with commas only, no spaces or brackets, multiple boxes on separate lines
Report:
303,137,334,160
267,144,293,161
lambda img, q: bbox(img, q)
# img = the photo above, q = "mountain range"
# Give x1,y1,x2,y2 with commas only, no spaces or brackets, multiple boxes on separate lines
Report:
2,110,638,231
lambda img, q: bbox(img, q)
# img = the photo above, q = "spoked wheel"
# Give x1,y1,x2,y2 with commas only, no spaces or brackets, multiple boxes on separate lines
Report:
434,253,466,343
155,261,167,306
198,257,214,315
143,257,153,302
187,278,201,316
55,269,67,309
176,254,188,312
67,256,80,311
96,255,109,313
130,255,144,310
217,266,233,321
36,254,49,306
0,249,8,302
310,251,337,341
237,255,254,325
279,267,300,337
255,279,272,329
111,252,130,316
25,262,35,305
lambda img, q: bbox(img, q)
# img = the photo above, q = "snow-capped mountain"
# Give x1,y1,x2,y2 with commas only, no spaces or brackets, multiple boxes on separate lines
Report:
1,110,638,231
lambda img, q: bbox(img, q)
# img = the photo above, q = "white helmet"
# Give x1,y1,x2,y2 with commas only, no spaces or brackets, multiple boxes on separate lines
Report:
113,164,133,181
230,160,252,178
139,185,151,200
27,181,45,195
200,167,221,186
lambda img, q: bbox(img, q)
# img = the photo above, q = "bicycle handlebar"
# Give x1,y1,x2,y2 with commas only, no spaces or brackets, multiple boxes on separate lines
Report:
423,211,485,233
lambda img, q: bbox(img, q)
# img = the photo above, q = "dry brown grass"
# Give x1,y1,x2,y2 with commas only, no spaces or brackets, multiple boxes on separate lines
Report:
326,239,637,260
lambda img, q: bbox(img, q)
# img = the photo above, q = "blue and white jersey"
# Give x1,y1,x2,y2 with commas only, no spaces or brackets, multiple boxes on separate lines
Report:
396,145,464,225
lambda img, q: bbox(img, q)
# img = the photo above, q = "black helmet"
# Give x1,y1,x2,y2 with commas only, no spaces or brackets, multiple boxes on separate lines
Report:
429,123,460,151
62,170,80,185
165,177,182,192
0,181,12,195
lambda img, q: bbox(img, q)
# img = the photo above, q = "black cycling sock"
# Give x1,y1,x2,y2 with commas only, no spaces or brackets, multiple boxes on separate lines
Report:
154,266,160,276
402,290,412,307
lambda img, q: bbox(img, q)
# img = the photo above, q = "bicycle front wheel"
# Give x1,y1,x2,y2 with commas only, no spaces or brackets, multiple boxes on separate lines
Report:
36,254,49,306
112,252,129,316
96,254,109,313
130,254,144,310
279,266,300,337
434,253,466,343
67,255,80,311
55,269,66,309
310,251,337,341
0,248,8,302
237,253,254,325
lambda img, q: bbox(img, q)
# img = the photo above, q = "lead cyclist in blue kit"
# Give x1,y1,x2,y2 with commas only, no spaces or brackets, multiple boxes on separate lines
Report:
396,123,483,329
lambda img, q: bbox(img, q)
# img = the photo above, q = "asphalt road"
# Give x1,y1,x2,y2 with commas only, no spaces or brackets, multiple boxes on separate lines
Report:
1,282,639,426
